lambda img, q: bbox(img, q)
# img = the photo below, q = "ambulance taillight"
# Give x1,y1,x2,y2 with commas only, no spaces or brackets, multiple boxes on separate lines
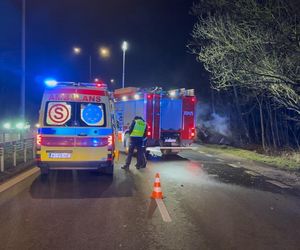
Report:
36,134,42,146
108,135,113,146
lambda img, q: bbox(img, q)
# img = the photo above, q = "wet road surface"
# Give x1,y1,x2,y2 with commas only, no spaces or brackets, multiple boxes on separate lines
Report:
0,149,300,250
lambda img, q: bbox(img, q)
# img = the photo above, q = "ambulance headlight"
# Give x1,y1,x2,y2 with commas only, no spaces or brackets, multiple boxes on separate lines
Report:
44,79,58,87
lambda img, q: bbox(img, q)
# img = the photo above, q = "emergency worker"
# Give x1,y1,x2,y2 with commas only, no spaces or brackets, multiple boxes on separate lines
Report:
122,116,147,169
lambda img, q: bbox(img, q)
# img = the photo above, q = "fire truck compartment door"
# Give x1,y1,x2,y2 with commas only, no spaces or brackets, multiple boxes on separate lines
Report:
160,99,182,130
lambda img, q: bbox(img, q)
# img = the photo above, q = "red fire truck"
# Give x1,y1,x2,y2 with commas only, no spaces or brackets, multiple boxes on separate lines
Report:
113,87,196,155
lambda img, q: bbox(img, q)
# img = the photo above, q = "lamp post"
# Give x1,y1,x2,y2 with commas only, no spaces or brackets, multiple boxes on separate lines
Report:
122,41,128,88
21,0,26,120
73,46,110,82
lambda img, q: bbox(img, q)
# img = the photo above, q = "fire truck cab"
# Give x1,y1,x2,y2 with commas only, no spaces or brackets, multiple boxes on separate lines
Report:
36,80,116,175
113,87,196,155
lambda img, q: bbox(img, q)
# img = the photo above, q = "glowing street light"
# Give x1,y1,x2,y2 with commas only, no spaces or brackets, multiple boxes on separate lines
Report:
110,79,115,84
122,41,128,88
122,41,128,51
72,46,92,81
73,46,111,82
3,123,11,129
99,47,110,58
16,122,25,129
73,47,81,54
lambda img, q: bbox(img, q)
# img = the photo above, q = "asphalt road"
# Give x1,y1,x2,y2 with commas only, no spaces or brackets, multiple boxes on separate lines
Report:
0,149,300,250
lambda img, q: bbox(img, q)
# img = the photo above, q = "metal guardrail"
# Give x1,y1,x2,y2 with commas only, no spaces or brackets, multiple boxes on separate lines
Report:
0,131,34,144
0,138,35,172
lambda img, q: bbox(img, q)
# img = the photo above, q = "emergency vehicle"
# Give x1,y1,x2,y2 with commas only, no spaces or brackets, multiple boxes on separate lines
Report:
113,87,196,155
36,80,116,175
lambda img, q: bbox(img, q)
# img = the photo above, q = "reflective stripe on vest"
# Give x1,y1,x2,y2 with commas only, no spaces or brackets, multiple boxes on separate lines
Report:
130,119,146,137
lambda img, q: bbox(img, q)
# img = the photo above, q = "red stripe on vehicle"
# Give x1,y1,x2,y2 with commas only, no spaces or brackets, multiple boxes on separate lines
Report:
75,138,109,147
153,94,161,139
46,88,106,96
76,89,106,96
41,137,75,147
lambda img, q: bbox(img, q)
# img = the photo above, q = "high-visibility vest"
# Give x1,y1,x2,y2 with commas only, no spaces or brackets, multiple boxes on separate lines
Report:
130,119,146,137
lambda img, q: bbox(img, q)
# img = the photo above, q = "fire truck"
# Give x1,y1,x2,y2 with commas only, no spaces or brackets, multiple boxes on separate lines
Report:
113,87,196,155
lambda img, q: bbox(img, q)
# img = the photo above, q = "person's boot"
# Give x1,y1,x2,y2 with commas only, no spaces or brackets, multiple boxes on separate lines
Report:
121,165,129,170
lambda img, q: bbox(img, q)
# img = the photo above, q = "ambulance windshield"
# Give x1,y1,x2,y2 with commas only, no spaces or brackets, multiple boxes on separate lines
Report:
45,101,106,127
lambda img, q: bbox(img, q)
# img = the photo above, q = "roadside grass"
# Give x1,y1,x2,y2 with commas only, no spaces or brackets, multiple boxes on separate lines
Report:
202,144,300,171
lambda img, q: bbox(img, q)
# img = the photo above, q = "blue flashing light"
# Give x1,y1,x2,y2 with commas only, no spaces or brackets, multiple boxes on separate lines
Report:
44,78,58,87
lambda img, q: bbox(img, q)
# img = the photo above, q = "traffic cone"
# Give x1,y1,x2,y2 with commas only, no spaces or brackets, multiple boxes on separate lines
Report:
151,173,163,199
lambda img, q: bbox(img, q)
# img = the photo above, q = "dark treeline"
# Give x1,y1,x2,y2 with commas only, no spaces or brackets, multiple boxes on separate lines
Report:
189,0,300,151
211,88,299,151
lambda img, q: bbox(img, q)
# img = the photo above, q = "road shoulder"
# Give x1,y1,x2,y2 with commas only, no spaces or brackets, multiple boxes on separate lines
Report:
194,143,300,190
0,167,40,207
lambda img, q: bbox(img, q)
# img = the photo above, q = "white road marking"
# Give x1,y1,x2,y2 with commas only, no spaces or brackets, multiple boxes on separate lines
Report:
266,180,291,189
156,199,172,223
245,170,260,176
228,163,240,168
198,150,205,154
208,174,218,178
216,159,224,162
0,167,40,193
205,154,213,157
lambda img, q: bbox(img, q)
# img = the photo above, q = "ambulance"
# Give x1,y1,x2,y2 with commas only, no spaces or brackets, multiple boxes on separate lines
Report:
113,87,196,155
36,80,116,175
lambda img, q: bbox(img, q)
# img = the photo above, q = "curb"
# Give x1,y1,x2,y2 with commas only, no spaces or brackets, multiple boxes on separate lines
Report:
0,167,40,206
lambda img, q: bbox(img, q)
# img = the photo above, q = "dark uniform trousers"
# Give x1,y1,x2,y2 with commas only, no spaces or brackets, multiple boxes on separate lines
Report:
125,137,147,167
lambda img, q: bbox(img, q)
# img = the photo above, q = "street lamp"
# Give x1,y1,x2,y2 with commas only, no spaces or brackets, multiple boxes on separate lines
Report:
122,41,128,88
73,46,111,82
3,123,11,129
99,47,110,58
21,0,26,120
73,47,81,54
73,47,92,81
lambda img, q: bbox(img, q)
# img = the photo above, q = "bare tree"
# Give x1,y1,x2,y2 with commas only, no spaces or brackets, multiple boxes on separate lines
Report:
189,0,300,149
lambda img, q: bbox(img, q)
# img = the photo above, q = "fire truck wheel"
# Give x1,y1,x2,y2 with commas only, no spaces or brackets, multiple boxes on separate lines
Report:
145,150,151,159
161,149,172,155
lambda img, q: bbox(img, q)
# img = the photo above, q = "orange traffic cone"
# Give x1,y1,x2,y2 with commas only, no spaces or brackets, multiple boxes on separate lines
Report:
151,173,163,199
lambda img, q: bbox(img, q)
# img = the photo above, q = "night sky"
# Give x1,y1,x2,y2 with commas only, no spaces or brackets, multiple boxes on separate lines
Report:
0,0,209,122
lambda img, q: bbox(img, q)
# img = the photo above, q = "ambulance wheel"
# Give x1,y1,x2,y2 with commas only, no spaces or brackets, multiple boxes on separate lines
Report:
100,164,114,175
124,134,130,154
40,165,49,176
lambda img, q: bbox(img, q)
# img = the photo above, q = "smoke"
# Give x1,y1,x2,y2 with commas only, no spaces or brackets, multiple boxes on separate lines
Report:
196,101,231,137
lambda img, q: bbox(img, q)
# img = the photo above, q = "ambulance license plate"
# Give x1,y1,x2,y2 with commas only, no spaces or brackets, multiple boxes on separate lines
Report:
48,152,71,159
165,138,176,143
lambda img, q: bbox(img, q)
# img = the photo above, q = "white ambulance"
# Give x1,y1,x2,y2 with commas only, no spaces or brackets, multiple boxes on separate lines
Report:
36,81,117,175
